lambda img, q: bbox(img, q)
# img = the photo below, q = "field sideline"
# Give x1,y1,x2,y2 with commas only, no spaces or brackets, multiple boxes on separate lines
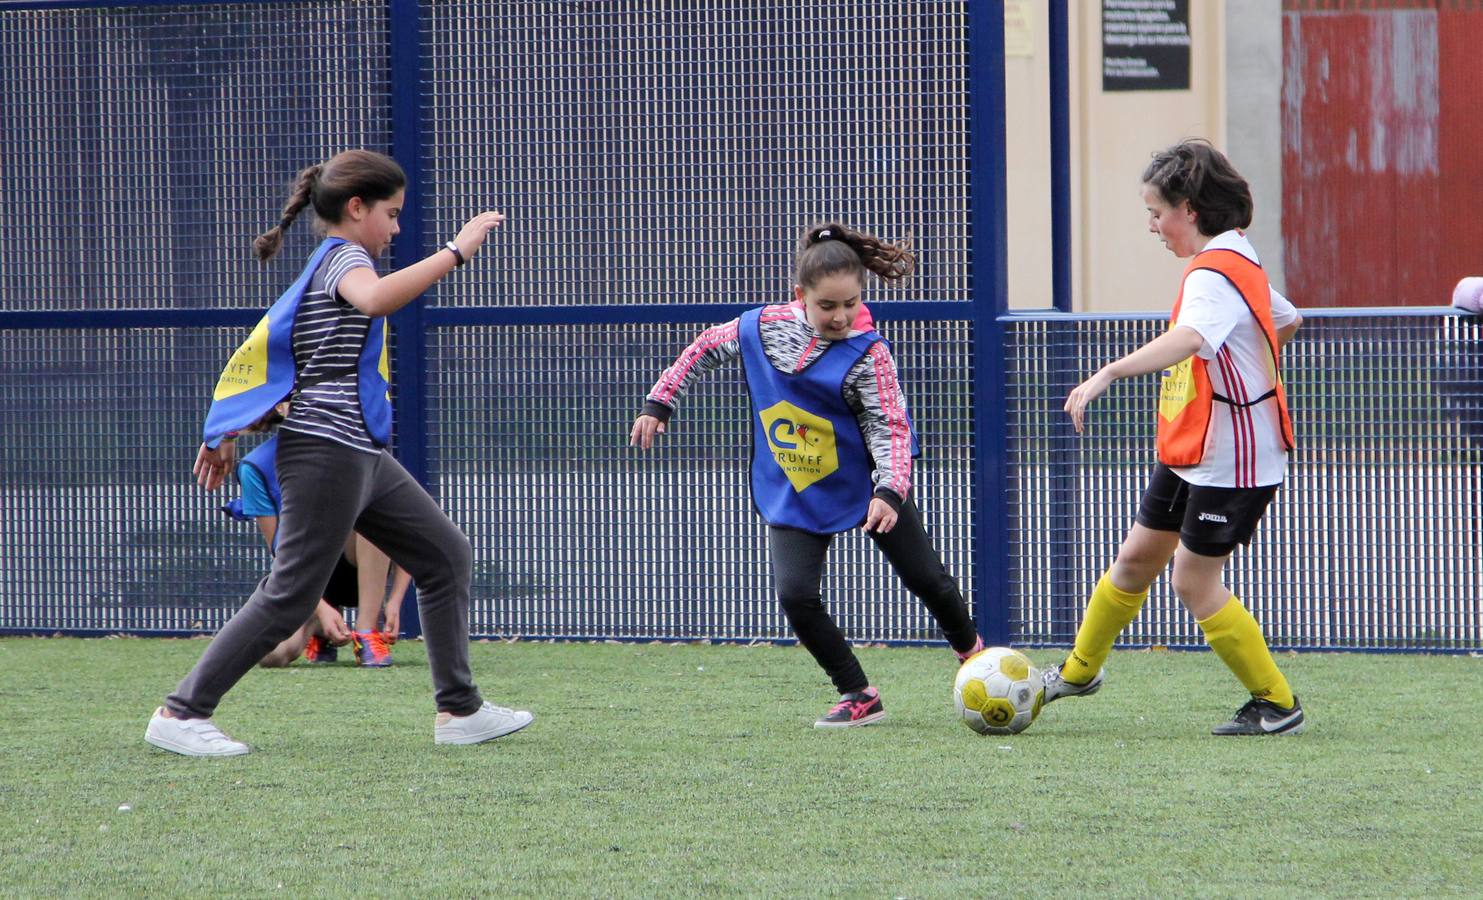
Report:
1,638,1479,897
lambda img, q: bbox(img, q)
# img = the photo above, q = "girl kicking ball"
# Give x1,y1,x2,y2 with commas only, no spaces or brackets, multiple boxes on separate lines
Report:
631,222,982,729
1048,139,1305,736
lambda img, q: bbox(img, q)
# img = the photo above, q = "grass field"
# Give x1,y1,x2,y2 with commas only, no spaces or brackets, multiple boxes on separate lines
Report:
1,638,1480,898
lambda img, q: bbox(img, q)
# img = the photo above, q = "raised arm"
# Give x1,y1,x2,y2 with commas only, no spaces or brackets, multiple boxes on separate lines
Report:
335,212,505,319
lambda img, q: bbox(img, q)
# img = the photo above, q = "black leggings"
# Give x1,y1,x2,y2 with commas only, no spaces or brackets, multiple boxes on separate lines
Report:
767,498,978,694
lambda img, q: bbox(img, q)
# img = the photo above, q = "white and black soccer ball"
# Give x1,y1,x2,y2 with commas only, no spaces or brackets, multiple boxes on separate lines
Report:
953,646,1043,735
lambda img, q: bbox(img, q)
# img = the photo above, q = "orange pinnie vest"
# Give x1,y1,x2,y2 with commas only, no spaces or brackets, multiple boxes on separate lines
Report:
1156,248,1295,467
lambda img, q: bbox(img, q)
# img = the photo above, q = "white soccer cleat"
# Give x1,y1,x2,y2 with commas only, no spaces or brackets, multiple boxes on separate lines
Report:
1040,662,1105,705
144,707,250,757
434,701,534,745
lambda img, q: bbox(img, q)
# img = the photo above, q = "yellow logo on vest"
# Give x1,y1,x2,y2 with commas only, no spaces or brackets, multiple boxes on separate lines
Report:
213,314,271,401
378,325,392,400
1159,356,1196,423
760,401,839,492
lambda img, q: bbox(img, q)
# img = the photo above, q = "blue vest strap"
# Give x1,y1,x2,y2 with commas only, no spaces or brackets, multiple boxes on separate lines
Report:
202,238,392,448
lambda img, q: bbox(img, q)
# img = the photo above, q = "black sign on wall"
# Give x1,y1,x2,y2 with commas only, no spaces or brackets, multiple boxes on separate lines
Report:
1103,0,1191,92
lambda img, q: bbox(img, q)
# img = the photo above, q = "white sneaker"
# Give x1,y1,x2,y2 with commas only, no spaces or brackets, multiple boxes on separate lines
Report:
434,701,534,745
144,707,250,757
1041,663,1105,705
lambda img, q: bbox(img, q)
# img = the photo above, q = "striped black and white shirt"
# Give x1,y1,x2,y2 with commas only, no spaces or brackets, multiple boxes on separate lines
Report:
280,243,382,454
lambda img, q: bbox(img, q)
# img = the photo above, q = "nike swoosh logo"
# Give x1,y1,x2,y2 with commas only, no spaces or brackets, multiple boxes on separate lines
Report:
1260,710,1302,732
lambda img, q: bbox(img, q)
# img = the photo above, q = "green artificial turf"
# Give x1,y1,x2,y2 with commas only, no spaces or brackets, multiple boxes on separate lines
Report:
0,638,1479,897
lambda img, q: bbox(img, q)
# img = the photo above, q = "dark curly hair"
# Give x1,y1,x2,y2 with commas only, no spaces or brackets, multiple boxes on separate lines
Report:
1141,139,1252,237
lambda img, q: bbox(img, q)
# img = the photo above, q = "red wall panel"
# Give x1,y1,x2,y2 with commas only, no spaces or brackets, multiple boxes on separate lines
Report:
1435,8,1483,301
1282,5,1480,307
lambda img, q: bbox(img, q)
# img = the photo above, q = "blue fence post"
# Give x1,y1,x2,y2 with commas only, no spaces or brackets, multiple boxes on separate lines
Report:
967,1,1012,646
388,0,426,638
1049,0,1071,314
1046,0,1080,642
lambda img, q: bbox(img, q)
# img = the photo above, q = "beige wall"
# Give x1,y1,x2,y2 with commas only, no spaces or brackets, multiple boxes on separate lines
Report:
1225,0,1285,295
1004,1,1053,309
1005,0,1235,313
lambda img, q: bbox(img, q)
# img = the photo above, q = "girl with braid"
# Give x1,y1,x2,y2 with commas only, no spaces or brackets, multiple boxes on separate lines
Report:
146,149,531,756
631,222,982,729
1051,139,1305,735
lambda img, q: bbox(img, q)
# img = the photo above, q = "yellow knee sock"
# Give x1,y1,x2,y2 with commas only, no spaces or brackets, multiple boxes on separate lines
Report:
1197,595,1295,709
1062,572,1148,684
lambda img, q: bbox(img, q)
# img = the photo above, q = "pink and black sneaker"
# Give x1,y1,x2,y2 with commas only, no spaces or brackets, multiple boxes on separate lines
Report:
954,635,986,664
814,686,886,729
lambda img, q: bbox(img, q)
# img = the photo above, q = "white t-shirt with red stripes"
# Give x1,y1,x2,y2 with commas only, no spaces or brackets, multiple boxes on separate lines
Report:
1171,230,1298,488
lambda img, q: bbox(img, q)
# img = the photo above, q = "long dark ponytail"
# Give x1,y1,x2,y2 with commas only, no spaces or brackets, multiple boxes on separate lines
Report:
253,149,406,262
794,222,916,289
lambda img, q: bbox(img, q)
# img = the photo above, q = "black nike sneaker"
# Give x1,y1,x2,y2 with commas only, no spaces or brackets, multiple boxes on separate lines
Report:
1211,696,1305,736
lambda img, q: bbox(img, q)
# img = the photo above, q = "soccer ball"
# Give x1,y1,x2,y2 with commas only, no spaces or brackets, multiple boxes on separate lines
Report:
953,646,1043,735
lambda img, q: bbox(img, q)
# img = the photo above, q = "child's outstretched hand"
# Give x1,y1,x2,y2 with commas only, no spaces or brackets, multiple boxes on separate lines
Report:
193,441,235,491
451,210,506,263
629,414,666,449
863,498,897,534
1064,369,1113,434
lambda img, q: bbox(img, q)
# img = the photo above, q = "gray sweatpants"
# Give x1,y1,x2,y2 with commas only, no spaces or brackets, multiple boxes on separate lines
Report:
167,429,482,718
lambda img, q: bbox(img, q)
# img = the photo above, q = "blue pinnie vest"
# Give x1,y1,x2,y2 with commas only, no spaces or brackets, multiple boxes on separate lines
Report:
202,238,392,449
738,307,916,535
221,435,283,552
221,435,282,522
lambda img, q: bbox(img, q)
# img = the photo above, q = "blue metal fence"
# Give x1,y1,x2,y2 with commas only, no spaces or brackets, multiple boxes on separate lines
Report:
0,1,1477,652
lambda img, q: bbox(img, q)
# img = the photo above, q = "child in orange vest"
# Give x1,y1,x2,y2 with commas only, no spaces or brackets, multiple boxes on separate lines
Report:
1051,139,1305,735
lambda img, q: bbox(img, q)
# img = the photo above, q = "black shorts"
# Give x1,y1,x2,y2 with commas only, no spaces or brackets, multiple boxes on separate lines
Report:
1135,464,1278,557
321,554,360,609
